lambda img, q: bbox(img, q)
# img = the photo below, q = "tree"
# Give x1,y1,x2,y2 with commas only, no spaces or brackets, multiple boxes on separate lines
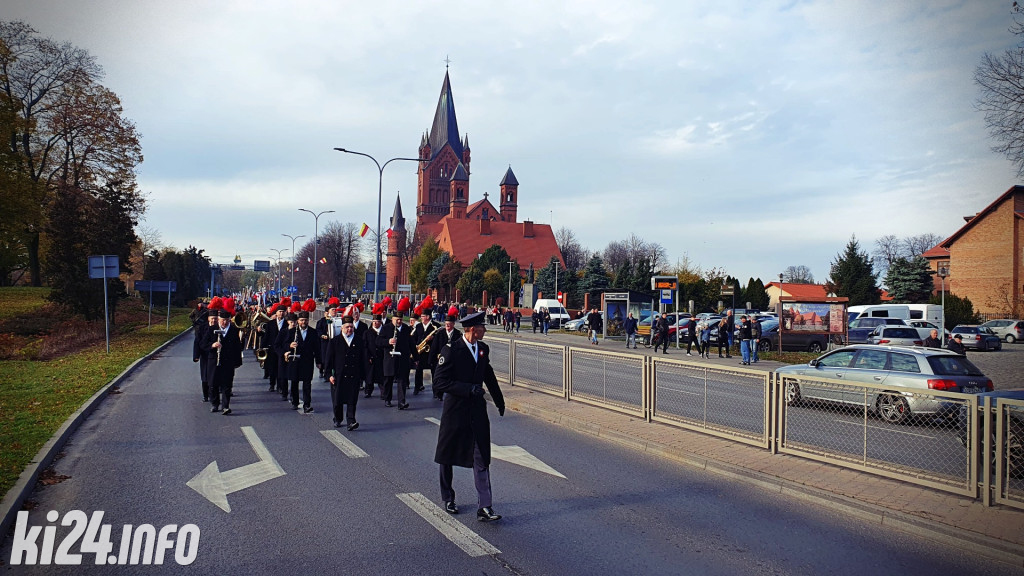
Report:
744,278,770,310
555,227,588,272
438,259,462,302
782,265,815,284
826,236,880,305
975,4,1024,177
579,255,611,307
455,245,519,304
884,256,934,303
481,268,505,302
902,233,943,258
409,238,442,292
603,234,667,288
318,221,364,295
931,293,980,330
533,256,560,300
427,252,450,291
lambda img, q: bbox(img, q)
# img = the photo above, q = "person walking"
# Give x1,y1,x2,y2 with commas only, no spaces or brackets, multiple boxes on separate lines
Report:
717,317,730,358
364,310,385,398
276,308,321,413
725,310,736,357
947,333,967,355
542,307,551,336
193,306,216,402
514,310,521,333
202,307,242,415
657,314,670,354
624,313,638,349
325,314,365,431
738,316,752,365
685,318,700,357
378,310,413,409
432,311,506,522
587,308,603,345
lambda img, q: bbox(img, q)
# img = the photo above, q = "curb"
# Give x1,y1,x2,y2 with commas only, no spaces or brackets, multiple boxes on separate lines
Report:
0,328,193,541
506,393,1024,568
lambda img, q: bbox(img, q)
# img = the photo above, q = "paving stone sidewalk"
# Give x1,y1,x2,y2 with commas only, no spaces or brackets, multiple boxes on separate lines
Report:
501,383,1024,567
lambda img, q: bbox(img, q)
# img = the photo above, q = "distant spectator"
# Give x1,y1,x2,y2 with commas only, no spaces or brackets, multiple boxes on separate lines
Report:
656,314,670,354
947,333,966,355
751,317,762,363
924,329,941,348
587,308,603,345
624,313,638,349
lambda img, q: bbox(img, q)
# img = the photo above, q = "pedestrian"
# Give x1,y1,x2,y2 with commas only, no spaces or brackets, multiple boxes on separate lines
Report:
624,312,638,349
717,317,730,358
325,314,365,431
685,318,700,357
432,311,506,522
699,320,711,358
751,317,762,363
947,333,967,355
316,300,339,380
657,314,670,354
514,310,521,333
738,315,752,365
364,305,385,398
587,307,603,345
532,312,539,333
193,303,216,402
542,307,551,336
923,329,941,348
725,310,736,357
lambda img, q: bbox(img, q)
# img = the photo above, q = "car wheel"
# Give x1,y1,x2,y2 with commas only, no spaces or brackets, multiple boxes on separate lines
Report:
783,380,802,406
808,341,823,353
758,339,771,352
876,393,910,424
642,335,651,348
1007,335,1017,344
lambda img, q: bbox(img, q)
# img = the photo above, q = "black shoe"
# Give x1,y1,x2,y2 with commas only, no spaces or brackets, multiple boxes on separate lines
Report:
444,501,458,514
334,420,342,428
292,404,300,410
303,406,313,413
477,507,501,522
385,401,393,407
202,396,209,402
414,386,424,394
398,402,409,410
268,385,276,392
210,406,220,413
726,355,732,358
282,394,290,401
347,421,359,431
364,392,372,398
222,408,232,415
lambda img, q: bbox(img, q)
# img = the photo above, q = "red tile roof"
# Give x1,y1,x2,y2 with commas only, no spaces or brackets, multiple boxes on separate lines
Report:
436,218,564,269
939,185,1024,248
921,244,949,259
766,282,828,299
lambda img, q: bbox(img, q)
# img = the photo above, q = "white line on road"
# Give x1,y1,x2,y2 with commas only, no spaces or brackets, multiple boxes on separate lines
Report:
396,492,500,557
320,430,369,458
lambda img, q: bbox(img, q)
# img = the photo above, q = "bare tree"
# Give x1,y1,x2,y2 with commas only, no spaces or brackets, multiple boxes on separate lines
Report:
975,4,1024,178
873,235,902,278
782,265,815,284
319,221,365,295
554,227,588,271
902,233,943,258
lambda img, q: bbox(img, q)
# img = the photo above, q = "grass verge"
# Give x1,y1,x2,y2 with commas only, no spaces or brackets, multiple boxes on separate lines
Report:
0,311,191,498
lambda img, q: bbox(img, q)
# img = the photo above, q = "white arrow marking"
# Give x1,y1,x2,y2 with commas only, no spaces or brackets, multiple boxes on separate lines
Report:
424,418,565,479
186,426,286,513
320,429,368,458
397,493,500,557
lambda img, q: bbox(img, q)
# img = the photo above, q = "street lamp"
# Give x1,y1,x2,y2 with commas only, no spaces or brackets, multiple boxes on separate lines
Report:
507,261,515,308
281,233,305,294
298,209,334,300
938,264,949,345
333,148,423,303
270,248,289,296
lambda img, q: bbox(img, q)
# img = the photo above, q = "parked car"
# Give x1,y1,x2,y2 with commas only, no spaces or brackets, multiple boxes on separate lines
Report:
980,319,1024,343
866,326,923,347
775,345,993,424
847,317,908,344
906,320,950,342
951,325,1003,351
563,316,587,332
754,320,830,353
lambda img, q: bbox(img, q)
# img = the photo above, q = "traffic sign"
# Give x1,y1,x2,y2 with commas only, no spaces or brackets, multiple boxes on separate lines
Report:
288,285,298,294
651,275,678,291
660,289,673,304
720,284,735,296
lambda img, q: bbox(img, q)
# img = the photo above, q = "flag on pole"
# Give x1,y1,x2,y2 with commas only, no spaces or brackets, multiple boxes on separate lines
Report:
319,257,327,264
307,257,312,263
359,223,370,237
386,228,393,239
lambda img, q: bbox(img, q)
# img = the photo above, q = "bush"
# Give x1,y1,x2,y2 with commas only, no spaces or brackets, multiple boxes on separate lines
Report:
930,292,980,329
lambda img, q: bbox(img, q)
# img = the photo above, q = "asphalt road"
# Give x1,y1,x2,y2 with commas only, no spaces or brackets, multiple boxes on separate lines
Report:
1,336,1020,575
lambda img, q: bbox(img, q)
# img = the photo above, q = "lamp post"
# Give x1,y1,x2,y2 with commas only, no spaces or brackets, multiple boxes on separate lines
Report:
281,233,305,295
778,273,784,352
333,148,422,303
507,261,515,308
270,248,289,296
298,209,334,300
938,264,949,345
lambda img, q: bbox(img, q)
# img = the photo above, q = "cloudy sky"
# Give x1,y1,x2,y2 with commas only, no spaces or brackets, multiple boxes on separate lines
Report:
6,0,1020,285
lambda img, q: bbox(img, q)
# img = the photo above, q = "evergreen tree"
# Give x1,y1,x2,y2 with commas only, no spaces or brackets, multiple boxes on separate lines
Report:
534,256,559,299
884,256,934,303
826,236,880,305
579,255,611,306
426,252,450,291
744,278,770,311
408,238,442,291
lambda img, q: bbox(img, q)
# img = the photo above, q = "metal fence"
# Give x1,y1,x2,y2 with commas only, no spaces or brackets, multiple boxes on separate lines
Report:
485,335,1021,509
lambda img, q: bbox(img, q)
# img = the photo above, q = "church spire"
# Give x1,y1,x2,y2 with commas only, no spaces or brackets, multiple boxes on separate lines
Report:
427,70,463,161
390,193,405,229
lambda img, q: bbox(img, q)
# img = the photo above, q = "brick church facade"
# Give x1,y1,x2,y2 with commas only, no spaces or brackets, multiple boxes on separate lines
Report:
385,71,563,296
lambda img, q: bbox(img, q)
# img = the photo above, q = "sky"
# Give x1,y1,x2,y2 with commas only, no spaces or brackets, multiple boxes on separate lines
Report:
4,0,1021,285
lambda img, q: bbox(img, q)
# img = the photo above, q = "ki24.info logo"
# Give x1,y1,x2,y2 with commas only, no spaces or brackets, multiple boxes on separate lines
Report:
9,510,199,566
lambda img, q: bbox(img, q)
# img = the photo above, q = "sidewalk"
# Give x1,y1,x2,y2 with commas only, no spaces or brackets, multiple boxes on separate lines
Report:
497,331,1024,567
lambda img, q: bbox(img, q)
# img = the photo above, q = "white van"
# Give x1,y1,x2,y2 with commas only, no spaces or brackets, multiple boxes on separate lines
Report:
904,304,943,326
533,299,571,328
847,304,911,323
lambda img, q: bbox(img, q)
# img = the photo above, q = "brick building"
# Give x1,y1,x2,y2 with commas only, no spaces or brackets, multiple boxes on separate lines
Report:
922,185,1024,316
385,71,563,296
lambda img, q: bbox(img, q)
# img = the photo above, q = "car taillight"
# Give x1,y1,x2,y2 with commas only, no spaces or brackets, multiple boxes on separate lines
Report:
913,340,922,346
975,334,982,341
878,339,890,344
984,379,994,391
927,379,958,391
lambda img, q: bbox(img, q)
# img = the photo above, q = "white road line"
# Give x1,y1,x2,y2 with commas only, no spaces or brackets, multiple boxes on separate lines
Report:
320,430,369,458
425,417,441,425
396,492,500,557
424,418,566,478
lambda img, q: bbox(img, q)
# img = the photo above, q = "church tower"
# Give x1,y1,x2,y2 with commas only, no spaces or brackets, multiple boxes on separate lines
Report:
385,194,407,293
499,166,519,223
416,71,470,226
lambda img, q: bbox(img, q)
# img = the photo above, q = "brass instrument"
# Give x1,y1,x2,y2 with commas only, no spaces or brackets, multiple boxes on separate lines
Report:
256,347,269,368
284,324,301,363
415,322,439,354
216,330,222,367
247,308,273,350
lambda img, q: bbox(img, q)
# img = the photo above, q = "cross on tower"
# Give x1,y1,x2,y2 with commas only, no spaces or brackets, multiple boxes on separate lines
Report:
444,55,452,70
483,191,489,200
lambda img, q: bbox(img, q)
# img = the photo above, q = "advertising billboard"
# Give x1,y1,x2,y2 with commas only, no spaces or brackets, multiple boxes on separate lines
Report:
781,302,846,334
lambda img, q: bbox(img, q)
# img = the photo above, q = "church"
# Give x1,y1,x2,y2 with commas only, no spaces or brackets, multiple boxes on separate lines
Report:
385,71,564,296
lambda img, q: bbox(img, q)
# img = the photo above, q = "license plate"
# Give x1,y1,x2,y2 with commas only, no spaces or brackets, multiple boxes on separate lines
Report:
963,386,981,394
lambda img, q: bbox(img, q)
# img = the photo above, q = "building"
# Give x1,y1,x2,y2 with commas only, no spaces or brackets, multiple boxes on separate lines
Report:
922,185,1024,316
764,282,830,308
385,71,563,296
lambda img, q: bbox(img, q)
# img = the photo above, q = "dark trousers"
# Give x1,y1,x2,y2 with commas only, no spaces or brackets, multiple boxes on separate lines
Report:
687,336,702,355
383,374,407,404
198,356,209,399
439,443,492,508
210,374,233,409
414,361,426,391
718,338,729,356
658,333,669,352
275,355,289,394
291,378,312,408
331,378,359,423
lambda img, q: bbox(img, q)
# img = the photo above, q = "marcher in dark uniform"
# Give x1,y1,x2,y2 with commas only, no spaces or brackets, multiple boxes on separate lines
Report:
276,301,322,412
260,303,285,392
364,308,385,398
316,298,341,380
429,306,462,400
201,306,243,414
412,300,436,394
325,315,366,431
377,306,413,409
433,311,506,522
193,303,217,402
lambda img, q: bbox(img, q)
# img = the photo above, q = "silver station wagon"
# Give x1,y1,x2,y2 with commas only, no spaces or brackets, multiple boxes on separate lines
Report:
775,345,994,424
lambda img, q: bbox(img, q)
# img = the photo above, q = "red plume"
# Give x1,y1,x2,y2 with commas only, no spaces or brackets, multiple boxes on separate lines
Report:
302,298,317,312
413,304,422,316
280,297,292,308
422,296,434,309
356,301,365,311
372,302,385,315
223,297,237,316
327,297,341,307
268,303,279,315
209,296,224,311
397,297,411,313
447,305,459,316
290,302,301,313
382,296,393,307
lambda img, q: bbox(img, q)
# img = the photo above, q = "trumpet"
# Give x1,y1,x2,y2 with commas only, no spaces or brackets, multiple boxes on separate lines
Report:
415,322,439,354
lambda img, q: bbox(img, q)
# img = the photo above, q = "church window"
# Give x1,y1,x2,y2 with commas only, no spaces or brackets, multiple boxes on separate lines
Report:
483,208,489,219
506,192,513,203
457,187,463,199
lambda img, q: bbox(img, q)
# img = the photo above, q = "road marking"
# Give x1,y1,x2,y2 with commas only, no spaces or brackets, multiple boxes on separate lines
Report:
186,426,286,513
425,418,566,478
320,429,369,458
396,492,500,557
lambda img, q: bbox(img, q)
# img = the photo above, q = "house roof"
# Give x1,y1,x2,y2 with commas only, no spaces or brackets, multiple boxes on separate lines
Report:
765,282,828,299
940,185,1024,248
428,71,463,161
436,218,564,269
465,197,499,220
921,244,949,259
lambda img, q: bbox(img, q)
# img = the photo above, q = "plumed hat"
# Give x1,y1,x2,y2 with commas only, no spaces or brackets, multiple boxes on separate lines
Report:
208,296,224,311
290,301,302,313
222,297,237,317
302,298,317,313
397,297,411,314
446,305,459,322
326,296,341,310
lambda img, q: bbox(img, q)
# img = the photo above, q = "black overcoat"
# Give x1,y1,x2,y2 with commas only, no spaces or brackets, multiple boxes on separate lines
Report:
377,322,412,378
363,324,382,383
201,324,242,386
433,337,505,468
324,332,366,397
428,328,461,372
275,326,321,381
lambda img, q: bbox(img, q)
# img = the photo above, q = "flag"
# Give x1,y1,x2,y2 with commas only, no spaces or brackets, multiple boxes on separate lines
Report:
359,223,370,237
319,257,327,264
307,257,312,263
294,267,299,272
386,228,393,239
